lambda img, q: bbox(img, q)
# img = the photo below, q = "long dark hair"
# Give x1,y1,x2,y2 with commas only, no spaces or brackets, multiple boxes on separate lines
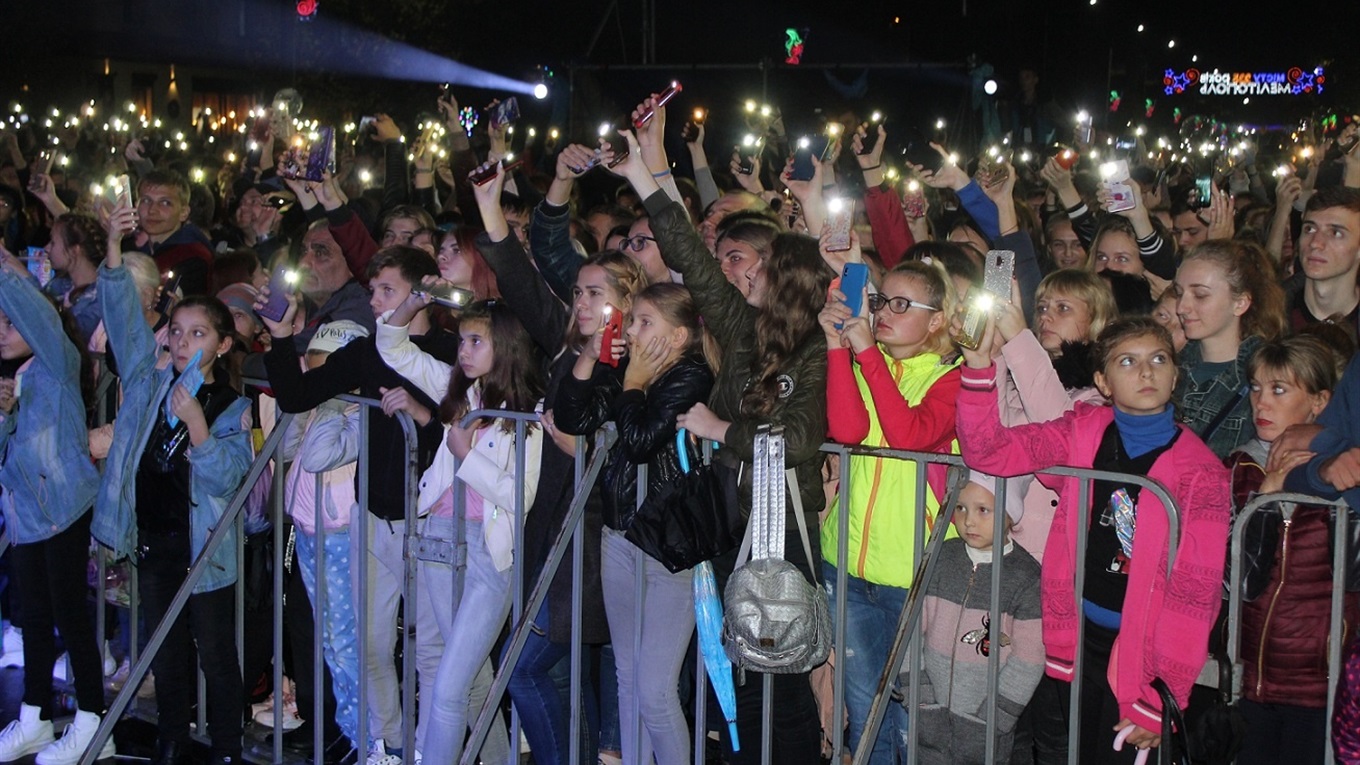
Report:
170,296,241,391
439,300,544,433
741,233,833,417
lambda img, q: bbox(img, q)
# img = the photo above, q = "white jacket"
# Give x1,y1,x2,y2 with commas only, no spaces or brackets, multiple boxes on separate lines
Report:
377,318,543,572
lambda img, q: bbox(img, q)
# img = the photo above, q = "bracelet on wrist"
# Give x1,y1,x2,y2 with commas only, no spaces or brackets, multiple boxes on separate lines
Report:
652,169,672,179
861,163,882,171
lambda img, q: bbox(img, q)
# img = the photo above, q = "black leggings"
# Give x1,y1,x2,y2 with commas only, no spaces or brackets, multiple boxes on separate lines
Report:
138,531,243,757
12,509,104,716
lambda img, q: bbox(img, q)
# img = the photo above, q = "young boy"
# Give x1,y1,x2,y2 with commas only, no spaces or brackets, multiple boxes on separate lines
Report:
907,471,1044,765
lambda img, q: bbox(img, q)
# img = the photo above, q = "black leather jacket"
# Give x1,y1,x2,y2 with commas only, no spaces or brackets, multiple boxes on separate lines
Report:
554,354,715,531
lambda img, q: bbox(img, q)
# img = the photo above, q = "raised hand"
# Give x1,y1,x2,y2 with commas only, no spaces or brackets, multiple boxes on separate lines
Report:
253,285,300,338
918,143,969,191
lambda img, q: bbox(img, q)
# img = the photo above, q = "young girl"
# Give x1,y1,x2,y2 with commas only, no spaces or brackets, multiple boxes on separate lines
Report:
1173,240,1287,458
94,204,254,765
376,296,543,765
1227,336,1360,765
43,213,106,346
0,258,108,765
817,258,961,764
615,119,832,765
554,282,717,765
957,315,1230,764
911,470,1043,765
472,156,647,765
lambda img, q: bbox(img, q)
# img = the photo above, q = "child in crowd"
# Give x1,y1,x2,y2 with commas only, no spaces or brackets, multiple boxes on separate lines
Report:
0,256,108,765
554,282,717,765
94,202,254,765
958,315,1230,764
376,296,543,765
909,470,1043,765
1227,335,1360,765
817,257,961,764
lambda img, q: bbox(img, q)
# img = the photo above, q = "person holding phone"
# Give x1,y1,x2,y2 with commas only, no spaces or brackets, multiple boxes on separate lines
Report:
127,170,214,297
42,213,106,345
817,255,962,764
612,113,832,765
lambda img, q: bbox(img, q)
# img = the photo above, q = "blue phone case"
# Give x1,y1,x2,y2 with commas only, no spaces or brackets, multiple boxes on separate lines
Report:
837,263,869,329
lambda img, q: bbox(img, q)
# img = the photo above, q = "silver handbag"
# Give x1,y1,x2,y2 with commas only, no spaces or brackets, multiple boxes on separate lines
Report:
722,425,831,675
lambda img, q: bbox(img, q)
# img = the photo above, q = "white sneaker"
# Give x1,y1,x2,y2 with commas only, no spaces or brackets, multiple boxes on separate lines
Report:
35,710,115,765
0,626,21,668
106,658,130,691
251,698,303,731
366,739,402,765
0,703,56,761
52,654,69,683
102,643,116,677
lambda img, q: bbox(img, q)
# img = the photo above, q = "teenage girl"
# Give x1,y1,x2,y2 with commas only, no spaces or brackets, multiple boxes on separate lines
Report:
817,258,961,764
958,315,1231,764
1227,336,1360,765
376,295,544,765
94,201,254,765
554,282,717,765
0,253,106,765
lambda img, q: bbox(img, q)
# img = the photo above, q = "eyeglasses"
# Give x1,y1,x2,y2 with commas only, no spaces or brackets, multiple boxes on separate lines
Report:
867,294,940,314
624,234,657,252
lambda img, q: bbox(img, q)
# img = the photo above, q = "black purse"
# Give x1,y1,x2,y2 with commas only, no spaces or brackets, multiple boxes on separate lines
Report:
625,455,745,573
1150,677,1194,765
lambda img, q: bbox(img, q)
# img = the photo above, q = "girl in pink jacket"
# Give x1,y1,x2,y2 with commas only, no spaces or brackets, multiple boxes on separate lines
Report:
957,315,1230,764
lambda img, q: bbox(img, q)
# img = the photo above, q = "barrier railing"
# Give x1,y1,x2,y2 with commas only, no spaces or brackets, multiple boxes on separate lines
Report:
1226,491,1355,765
40,388,1314,765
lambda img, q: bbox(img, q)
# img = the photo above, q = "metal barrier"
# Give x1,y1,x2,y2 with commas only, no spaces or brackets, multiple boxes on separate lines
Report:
1226,491,1355,765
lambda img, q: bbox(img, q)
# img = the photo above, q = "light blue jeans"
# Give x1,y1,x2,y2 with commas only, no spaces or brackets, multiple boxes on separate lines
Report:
600,528,696,765
421,516,512,765
294,526,361,749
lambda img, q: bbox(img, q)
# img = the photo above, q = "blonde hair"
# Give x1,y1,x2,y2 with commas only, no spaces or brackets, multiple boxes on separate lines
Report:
1035,268,1119,341
562,249,648,353
122,252,162,308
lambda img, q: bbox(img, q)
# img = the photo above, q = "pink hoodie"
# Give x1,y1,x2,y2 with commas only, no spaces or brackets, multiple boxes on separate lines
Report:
956,363,1230,732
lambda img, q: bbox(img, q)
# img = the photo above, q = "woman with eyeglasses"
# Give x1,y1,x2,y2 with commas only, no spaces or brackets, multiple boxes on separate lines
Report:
816,257,962,764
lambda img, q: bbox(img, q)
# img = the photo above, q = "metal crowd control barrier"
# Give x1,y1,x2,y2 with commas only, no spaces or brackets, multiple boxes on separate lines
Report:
1226,491,1355,765
77,386,421,765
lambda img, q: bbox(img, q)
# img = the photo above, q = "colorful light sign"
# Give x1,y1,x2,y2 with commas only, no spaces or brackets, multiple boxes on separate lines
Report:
1164,66,1325,96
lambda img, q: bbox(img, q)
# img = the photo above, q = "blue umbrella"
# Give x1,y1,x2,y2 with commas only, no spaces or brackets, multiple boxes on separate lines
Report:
678,429,740,751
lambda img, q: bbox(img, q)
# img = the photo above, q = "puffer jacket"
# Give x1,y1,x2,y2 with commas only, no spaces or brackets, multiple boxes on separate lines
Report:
643,190,829,525
0,267,100,544
1229,446,1360,707
554,354,714,532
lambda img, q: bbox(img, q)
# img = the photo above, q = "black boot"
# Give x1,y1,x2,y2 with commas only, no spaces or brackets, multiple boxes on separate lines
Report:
150,740,189,765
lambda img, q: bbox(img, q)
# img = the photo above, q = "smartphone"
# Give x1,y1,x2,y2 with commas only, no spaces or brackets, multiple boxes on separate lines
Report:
600,303,624,367
682,108,706,143
113,174,132,209
737,135,762,174
154,271,183,316
902,179,927,219
250,114,271,145
24,247,52,287
490,97,521,131
837,262,869,329
632,81,683,129
256,267,298,323
789,136,828,181
262,193,292,210
419,283,475,309
302,126,336,182
824,198,855,253
857,111,885,155
469,158,524,186
954,250,1015,350
1054,145,1079,170
1190,175,1214,210
1100,160,1136,213
977,146,1013,184
1076,112,1094,145
904,129,944,173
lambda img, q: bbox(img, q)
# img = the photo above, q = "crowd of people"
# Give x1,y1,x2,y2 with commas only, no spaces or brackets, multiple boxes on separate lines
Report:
0,78,1357,765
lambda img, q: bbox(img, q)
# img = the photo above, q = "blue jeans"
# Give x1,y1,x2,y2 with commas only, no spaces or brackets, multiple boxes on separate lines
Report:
294,527,361,749
601,528,696,765
421,516,512,764
597,643,621,753
505,599,597,765
822,562,910,765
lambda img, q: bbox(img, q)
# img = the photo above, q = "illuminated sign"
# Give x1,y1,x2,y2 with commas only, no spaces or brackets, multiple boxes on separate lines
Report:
1164,67,1325,96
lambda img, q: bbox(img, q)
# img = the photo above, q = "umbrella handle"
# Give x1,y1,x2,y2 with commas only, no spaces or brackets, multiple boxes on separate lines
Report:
728,722,740,752
676,428,691,473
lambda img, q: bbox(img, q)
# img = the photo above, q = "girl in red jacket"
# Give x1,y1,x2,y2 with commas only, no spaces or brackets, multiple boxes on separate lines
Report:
1228,335,1359,765
957,315,1230,764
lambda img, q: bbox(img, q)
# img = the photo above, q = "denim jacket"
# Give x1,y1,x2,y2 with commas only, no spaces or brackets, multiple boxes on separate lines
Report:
91,263,253,594
0,268,100,544
1174,335,1260,459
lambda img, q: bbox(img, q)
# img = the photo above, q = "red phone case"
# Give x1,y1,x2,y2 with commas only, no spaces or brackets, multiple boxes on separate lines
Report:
600,310,623,367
